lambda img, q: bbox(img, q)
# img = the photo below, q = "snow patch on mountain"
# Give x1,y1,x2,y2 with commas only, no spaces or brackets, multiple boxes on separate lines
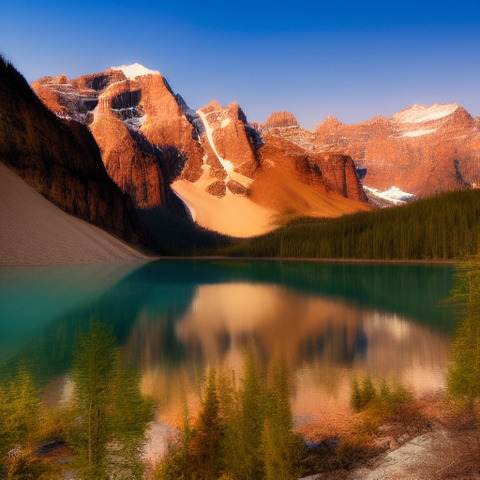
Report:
364,186,415,205
221,118,231,128
401,129,437,137
113,63,160,80
197,109,234,174
393,103,458,124
124,115,147,130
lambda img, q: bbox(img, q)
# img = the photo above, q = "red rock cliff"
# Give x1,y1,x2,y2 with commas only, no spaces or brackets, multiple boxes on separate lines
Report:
0,57,150,248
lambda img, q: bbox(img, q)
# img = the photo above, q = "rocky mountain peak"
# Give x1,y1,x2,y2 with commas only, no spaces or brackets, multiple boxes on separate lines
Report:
200,99,223,114
264,111,299,128
0,56,150,248
224,101,248,124
316,114,342,130
31,63,370,237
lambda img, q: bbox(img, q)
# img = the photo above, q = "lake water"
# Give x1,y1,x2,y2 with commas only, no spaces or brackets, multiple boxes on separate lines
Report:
0,260,456,432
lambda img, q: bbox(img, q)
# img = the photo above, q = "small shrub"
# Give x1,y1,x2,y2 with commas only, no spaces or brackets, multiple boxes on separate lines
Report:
351,375,412,415
350,375,377,412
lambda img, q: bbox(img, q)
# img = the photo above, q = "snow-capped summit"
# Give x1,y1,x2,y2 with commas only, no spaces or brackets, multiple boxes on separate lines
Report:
112,63,160,80
364,186,415,206
392,103,459,124
309,101,477,198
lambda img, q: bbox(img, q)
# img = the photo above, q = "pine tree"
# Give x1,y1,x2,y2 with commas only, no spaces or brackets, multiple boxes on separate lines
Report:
350,377,363,412
263,355,304,480
0,367,42,478
70,319,153,479
109,360,153,479
189,369,223,479
361,375,377,407
227,348,268,480
448,259,480,402
70,320,116,479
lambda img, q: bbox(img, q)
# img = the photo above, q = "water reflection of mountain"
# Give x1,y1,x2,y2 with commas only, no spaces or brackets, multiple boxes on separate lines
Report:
126,279,450,420
0,260,454,391
151,260,454,331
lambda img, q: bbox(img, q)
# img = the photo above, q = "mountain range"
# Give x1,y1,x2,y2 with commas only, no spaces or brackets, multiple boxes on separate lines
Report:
267,103,480,200
31,63,369,238
1,58,479,262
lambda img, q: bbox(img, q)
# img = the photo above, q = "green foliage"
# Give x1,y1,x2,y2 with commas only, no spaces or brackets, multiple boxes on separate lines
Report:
0,320,153,479
155,409,194,480
350,375,412,414
70,319,153,480
361,376,377,408
448,259,480,402
234,349,269,480
223,189,480,260
263,355,304,480
109,362,154,479
0,367,42,479
351,375,377,412
156,350,304,480
138,207,233,256
350,378,363,412
70,320,116,479
189,369,223,480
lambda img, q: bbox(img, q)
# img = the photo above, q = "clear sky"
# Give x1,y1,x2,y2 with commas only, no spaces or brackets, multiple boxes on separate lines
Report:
1,0,479,128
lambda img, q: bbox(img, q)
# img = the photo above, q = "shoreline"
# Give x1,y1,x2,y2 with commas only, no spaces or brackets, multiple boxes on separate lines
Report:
151,255,460,266
0,255,460,268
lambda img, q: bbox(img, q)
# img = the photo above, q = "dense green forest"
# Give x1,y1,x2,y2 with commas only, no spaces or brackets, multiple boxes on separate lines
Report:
223,189,480,260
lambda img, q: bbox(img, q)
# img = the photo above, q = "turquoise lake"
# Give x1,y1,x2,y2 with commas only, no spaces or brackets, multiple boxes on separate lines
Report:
0,260,456,429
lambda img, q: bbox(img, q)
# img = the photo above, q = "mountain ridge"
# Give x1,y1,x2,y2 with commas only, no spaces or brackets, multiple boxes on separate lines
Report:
32,63,368,237
261,102,479,198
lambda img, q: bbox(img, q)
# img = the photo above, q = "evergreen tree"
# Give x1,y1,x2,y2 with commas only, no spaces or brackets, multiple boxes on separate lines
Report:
70,319,153,479
216,368,237,422
154,408,194,480
224,189,480,261
361,375,377,406
263,355,304,480
109,360,153,479
227,348,268,480
448,259,480,402
70,320,116,479
0,367,42,479
189,369,223,479
350,377,363,412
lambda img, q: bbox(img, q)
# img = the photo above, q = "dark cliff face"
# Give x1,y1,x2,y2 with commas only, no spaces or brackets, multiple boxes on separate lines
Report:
0,57,152,250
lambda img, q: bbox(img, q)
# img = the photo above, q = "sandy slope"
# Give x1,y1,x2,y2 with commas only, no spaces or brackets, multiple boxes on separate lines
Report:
0,163,147,265
172,179,276,237
172,169,370,238
250,166,372,217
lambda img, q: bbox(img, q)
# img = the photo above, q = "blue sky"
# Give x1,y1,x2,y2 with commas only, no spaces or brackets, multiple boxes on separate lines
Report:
1,0,479,128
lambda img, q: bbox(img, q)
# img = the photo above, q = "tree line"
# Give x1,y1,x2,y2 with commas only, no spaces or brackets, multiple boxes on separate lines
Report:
224,189,480,260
